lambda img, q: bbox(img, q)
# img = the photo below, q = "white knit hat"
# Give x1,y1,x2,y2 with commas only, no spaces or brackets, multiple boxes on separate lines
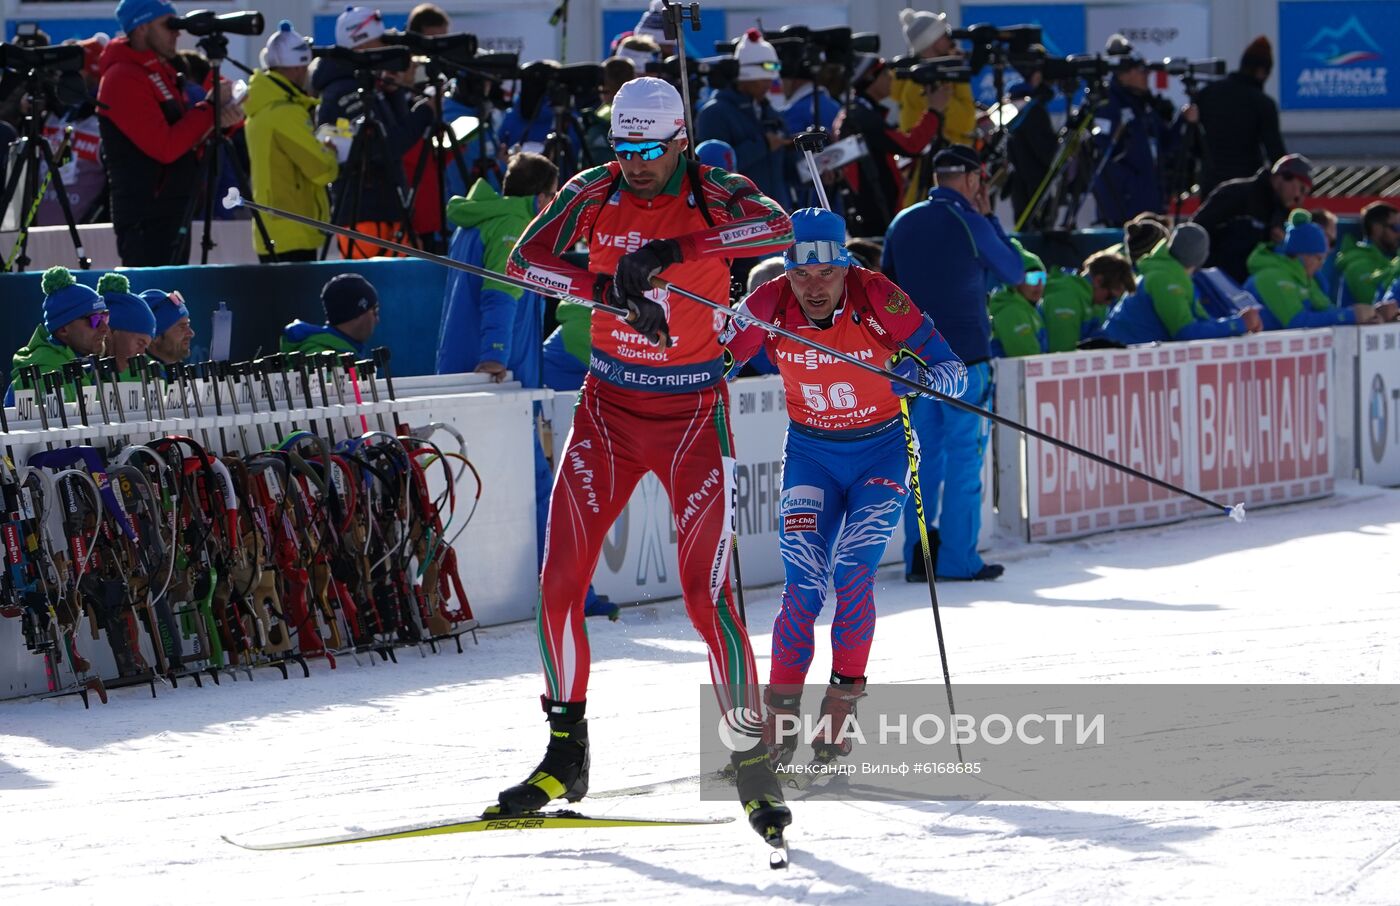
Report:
611,76,688,140
732,28,779,82
335,6,385,49
261,20,312,68
633,0,671,46
900,8,949,55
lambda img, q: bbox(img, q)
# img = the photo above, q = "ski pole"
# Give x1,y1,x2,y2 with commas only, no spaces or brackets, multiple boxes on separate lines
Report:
219,189,634,319
356,358,390,435
372,348,404,436
286,353,324,442
341,353,371,435
900,397,963,762
203,361,231,453
667,279,1246,522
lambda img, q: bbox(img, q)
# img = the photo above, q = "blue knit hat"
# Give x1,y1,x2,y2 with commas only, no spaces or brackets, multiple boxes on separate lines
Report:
115,0,177,35
696,140,736,173
785,207,852,270
141,288,189,336
99,273,157,338
1284,221,1327,256
41,266,106,334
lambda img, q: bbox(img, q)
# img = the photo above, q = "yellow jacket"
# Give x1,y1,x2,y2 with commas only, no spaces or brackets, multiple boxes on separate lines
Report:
892,77,977,207
243,69,339,255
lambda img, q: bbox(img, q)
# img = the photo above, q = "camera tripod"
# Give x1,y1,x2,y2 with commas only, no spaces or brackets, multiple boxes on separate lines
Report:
1167,74,1211,220
0,87,90,272
184,31,276,265
1015,79,1111,232
404,65,481,251
539,85,594,180
321,68,421,260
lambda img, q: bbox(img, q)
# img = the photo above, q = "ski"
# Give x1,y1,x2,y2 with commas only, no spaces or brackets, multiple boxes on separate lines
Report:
593,767,735,799
222,809,734,851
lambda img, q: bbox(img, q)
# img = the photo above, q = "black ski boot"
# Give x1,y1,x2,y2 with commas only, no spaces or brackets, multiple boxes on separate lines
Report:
811,673,867,764
495,698,590,815
762,686,803,767
732,743,791,839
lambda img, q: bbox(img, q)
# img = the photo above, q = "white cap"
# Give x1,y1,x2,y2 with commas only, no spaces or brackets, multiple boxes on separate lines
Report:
261,20,312,68
900,8,949,55
733,28,778,82
633,0,671,47
335,6,385,49
610,76,687,141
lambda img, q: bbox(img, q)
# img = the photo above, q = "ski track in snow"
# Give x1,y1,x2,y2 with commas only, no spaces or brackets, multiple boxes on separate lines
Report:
3,483,1399,905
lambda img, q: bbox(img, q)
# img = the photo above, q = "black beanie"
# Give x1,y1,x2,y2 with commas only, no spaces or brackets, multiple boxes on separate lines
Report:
321,273,379,325
1241,36,1272,74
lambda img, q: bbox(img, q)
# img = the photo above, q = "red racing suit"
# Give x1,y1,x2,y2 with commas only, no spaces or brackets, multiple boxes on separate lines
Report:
507,158,793,711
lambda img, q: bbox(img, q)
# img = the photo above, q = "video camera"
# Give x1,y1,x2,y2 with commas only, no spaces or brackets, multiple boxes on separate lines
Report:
383,30,479,66
766,25,880,78
1149,57,1226,79
949,22,1041,72
516,59,604,118
311,44,412,74
0,41,83,76
648,54,737,92
895,55,973,85
169,10,265,37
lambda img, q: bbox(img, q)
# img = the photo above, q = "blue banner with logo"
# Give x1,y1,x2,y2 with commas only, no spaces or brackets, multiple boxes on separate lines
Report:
962,3,1086,109
1279,0,1400,109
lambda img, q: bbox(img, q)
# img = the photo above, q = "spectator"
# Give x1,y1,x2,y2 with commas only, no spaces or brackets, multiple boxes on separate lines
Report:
1245,215,1377,329
846,237,883,272
97,273,157,377
436,152,559,384
583,57,637,164
99,0,242,267
142,288,195,368
541,301,590,392
777,53,839,136
989,242,1049,358
891,8,973,206
1335,202,1399,305
406,3,450,35
315,6,431,258
695,30,791,209
1196,37,1285,195
245,21,339,263
37,34,108,226
616,35,661,73
281,274,381,356
1107,213,1170,268
835,55,944,237
1040,250,1135,352
1003,50,1057,228
883,144,1021,583
12,267,109,392
1102,223,1262,344
1092,34,1194,227
1194,153,1313,285
630,1,677,59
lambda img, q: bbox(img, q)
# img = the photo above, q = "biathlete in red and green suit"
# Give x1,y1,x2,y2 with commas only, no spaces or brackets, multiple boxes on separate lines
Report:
497,77,795,838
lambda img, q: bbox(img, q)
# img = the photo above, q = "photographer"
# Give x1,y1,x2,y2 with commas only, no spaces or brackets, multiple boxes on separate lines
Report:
98,0,243,266
892,8,976,206
1092,34,1195,227
695,29,791,210
245,21,338,262
36,34,109,226
776,49,838,136
314,6,432,257
1002,50,1057,227
835,55,945,237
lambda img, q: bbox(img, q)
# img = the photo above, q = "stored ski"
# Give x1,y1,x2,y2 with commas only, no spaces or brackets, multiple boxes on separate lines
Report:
223,809,734,851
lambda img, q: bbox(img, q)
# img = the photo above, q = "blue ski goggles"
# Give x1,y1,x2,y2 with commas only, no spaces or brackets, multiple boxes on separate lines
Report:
784,239,852,270
1024,270,1047,287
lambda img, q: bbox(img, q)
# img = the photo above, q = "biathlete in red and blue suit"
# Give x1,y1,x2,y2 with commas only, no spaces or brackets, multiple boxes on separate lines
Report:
725,207,967,766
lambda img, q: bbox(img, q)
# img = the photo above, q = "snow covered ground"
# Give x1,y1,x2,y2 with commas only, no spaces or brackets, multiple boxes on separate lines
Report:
3,484,1399,905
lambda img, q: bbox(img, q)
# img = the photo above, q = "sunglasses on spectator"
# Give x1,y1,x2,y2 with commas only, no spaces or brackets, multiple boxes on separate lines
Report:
1024,270,1048,287
87,311,110,329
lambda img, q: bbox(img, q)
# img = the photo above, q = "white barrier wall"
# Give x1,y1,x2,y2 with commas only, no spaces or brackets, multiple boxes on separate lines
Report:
1357,323,1400,486
996,331,1336,542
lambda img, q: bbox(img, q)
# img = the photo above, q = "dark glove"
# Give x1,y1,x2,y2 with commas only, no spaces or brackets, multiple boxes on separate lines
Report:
609,282,671,348
888,352,930,398
614,239,682,298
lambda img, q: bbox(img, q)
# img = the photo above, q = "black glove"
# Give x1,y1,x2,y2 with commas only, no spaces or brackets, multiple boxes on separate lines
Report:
614,239,682,298
609,282,671,348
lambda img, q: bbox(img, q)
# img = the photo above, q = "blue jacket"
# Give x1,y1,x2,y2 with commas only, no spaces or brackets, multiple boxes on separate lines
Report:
779,85,839,135
882,187,1024,363
695,88,791,209
435,182,544,387
1092,79,1182,226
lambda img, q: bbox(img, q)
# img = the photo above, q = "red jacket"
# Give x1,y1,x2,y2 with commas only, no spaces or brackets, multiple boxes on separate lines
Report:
96,37,213,222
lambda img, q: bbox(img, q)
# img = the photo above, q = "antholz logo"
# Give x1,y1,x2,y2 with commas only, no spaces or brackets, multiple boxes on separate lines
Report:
1296,16,1388,101
484,817,546,830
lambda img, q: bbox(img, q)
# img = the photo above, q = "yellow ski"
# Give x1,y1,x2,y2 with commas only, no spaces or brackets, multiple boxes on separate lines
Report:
223,809,734,851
